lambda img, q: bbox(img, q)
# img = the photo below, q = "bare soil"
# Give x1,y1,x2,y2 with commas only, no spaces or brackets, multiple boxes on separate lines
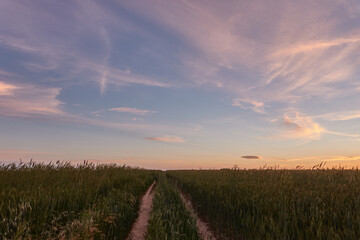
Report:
178,189,217,240
126,181,156,240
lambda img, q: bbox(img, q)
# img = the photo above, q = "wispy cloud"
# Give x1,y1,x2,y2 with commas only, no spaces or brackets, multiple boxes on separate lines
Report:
264,36,360,99
0,1,173,95
84,62,172,89
269,112,327,141
0,0,359,166
118,0,360,113
282,112,325,140
109,107,156,115
315,110,360,121
0,148,50,161
280,155,360,163
269,37,360,59
242,155,262,159
145,135,185,143
233,98,266,114
0,80,157,131
0,35,43,53
0,69,13,77
0,81,64,117
0,32,172,91
272,111,359,141
0,81,18,96
0,79,190,136
97,27,112,94
2,0,357,104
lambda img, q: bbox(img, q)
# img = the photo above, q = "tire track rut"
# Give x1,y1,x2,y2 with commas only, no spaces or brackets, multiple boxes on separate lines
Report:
126,181,156,240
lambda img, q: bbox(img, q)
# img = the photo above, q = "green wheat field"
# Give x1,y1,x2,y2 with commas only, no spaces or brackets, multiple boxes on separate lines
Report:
2,162,360,239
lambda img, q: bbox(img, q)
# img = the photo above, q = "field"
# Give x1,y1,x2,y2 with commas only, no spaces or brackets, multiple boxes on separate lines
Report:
168,168,360,239
146,173,200,240
0,162,157,239
2,163,360,239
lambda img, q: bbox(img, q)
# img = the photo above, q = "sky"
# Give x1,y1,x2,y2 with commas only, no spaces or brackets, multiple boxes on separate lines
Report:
0,0,359,169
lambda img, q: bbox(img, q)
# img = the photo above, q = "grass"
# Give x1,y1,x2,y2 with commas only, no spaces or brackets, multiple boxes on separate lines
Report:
146,173,200,240
3,161,360,239
168,169,360,239
0,161,157,239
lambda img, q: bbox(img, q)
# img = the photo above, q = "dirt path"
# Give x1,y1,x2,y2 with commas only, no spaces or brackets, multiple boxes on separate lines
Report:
126,181,156,240
178,189,217,240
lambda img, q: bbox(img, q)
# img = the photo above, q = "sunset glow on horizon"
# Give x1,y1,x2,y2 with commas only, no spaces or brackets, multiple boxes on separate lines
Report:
0,0,359,169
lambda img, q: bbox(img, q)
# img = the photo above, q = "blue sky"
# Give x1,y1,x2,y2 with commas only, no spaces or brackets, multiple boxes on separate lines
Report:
0,0,359,169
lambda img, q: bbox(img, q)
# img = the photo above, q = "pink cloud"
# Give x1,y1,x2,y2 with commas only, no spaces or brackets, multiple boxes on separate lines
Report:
263,35,360,102
232,98,265,114
280,155,360,163
0,81,18,96
145,135,185,143
0,149,50,161
0,81,192,135
0,35,41,53
272,111,359,141
0,68,13,77
0,81,64,117
315,110,360,121
269,37,360,59
109,107,156,115
281,112,326,140
124,0,360,108
79,61,172,93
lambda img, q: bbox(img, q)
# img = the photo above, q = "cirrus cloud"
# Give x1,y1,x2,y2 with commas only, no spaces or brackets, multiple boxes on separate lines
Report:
0,81,18,96
315,110,360,121
282,112,326,140
0,81,64,117
109,107,156,116
272,111,359,141
232,98,266,114
145,135,185,143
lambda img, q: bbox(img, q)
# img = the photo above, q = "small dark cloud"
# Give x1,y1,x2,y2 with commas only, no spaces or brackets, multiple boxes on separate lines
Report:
242,155,262,159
